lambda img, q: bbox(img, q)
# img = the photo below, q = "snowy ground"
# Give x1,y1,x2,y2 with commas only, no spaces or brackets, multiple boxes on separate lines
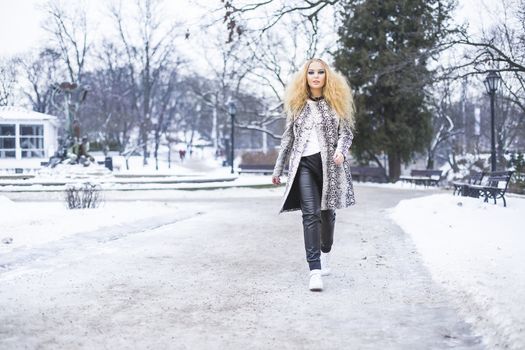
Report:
0,172,277,192
2,145,521,347
0,185,484,349
0,152,279,192
390,193,525,350
0,187,283,254
358,180,444,191
0,198,195,254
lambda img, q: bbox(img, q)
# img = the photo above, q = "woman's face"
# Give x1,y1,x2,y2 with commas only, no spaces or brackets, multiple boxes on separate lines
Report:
306,60,326,92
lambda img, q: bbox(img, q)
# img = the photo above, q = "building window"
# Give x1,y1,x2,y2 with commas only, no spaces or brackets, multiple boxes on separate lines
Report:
20,124,45,158
0,124,16,158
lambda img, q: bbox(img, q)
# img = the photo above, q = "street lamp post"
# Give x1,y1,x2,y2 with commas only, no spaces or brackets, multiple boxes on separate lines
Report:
483,71,502,171
228,101,236,174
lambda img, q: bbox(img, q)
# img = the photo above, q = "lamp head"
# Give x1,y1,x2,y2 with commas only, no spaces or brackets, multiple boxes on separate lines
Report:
484,70,502,94
228,100,237,115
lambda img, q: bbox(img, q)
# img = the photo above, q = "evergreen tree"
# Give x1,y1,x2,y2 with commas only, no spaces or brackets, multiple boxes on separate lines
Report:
334,0,455,180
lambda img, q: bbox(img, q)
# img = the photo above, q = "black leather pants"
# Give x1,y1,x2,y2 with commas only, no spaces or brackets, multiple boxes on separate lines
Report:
297,152,336,270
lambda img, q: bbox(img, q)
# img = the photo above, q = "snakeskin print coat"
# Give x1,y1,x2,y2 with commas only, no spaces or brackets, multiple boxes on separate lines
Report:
273,99,356,213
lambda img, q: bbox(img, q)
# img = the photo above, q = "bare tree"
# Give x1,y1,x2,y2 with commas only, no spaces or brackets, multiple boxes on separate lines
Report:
109,0,181,165
151,65,184,170
0,58,18,106
190,33,256,152
232,25,310,141
449,0,525,110
42,0,91,84
426,82,463,169
81,40,137,155
494,94,525,164
446,0,525,171
20,48,62,113
219,0,340,43
192,14,325,153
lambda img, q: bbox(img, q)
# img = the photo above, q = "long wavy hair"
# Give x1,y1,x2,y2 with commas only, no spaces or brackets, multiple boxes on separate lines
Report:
283,58,355,128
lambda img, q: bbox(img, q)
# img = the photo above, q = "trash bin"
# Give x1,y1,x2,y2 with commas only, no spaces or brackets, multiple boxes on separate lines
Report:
104,156,113,171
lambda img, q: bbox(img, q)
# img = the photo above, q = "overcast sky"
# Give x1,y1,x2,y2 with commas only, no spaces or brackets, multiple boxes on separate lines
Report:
0,0,505,59
0,0,208,57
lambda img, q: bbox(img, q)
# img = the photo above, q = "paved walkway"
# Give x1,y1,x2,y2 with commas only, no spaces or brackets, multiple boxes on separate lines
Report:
0,186,483,349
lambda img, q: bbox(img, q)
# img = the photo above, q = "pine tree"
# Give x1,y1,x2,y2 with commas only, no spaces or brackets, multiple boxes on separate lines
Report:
334,0,455,180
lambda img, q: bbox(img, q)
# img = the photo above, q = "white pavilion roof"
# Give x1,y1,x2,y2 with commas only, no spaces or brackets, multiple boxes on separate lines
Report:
0,106,58,121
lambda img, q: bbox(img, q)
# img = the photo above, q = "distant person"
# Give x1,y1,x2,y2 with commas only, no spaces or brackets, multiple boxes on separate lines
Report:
179,149,186,163
272,58,356,292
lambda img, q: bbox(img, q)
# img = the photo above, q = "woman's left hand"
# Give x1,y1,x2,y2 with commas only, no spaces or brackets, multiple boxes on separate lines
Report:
333,151,344,166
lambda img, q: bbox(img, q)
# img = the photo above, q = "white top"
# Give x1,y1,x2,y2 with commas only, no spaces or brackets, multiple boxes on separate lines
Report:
302,100,321,156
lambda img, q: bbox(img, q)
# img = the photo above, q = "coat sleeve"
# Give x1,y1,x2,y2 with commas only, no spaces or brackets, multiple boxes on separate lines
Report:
272,116,295,177
335,117,354,159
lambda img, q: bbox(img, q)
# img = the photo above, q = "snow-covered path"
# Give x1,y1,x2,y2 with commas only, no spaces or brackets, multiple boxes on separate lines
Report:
0,186,483,349
390,193,525,350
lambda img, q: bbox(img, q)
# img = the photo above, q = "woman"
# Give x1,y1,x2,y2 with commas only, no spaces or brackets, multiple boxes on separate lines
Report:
272,58,356,292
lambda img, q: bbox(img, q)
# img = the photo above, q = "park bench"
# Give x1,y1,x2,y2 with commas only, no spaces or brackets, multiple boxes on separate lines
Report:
0,173,36,181
399,169,443,187
350,166,388,183
464,170,514,207
452,171,485,196
238,164,279,175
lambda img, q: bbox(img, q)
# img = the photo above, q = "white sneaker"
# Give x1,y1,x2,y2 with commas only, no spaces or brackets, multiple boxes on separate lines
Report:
309,269,323,291
320,252,331,276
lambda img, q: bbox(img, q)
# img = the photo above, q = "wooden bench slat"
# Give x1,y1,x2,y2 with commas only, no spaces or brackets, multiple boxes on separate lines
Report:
452,172,485,196
351,166,387,183
399,169,443,187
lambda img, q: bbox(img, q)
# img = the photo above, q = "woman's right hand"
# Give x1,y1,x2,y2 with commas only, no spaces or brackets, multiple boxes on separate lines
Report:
272,176,281,185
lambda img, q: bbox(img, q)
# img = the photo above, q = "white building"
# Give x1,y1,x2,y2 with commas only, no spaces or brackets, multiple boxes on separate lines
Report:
0,106,59,171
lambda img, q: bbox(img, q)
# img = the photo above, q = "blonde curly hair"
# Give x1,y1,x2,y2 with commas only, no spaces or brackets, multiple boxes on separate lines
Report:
283,58,355,128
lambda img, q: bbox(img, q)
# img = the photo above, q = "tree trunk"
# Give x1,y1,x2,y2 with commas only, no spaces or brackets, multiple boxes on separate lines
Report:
365,149,385,170
497,136,506,169
154,130,160,171
448,151,460,173
119,122,129,155
426,148,435,170
388,151,401,181
141,121,148,166
168,143,171,169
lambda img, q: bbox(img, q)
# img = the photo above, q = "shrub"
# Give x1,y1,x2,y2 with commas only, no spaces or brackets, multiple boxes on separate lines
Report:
64,182,103,209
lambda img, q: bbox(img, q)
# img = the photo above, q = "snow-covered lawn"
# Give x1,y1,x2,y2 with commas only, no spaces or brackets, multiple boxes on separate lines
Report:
0,171,282,192
390,193,525,350
0,197,183,254
0,187,282,254
358,180,443,191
